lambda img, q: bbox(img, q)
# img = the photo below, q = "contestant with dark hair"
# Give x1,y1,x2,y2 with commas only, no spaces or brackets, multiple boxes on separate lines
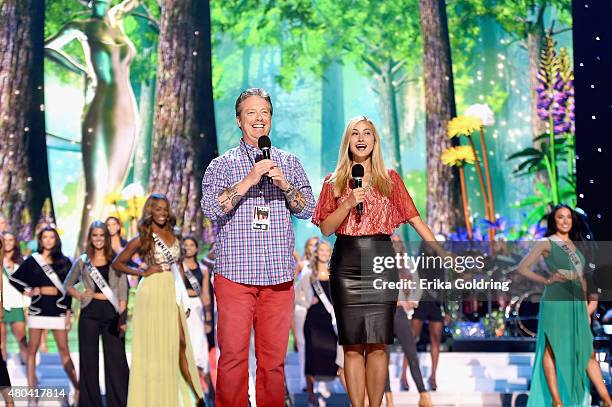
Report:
1,232,28,363
201,88,315,406
8,227,78,398
106,216,128,253
410,240,448,392
390,234,432,407
64,220,129,407
0,235,14,406
313,116,442,407
180,236,215,400
518,204,612,407
112,194,203,406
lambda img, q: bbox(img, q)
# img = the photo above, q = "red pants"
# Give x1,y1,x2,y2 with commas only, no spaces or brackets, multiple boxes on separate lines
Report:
214,274,294,407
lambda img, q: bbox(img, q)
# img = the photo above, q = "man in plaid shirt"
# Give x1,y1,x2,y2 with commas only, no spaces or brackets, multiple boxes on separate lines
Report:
201,88,314,406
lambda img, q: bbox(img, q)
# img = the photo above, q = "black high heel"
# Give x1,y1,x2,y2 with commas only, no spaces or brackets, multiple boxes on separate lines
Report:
428,377,437,391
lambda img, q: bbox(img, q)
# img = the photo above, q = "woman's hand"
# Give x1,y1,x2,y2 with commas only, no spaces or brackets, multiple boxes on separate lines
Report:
142,263,167,277
204,320,212,334
344,187,366,209
65,312,72,330
81,288,94,303
26,287,41,297
546,273,568,285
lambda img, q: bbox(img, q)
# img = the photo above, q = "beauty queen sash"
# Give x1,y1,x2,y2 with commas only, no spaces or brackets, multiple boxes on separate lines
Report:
152,233,191,314
548,235,584,280
81,254,119,313
32,253,68,312
182,261,202,296
312,279,337,336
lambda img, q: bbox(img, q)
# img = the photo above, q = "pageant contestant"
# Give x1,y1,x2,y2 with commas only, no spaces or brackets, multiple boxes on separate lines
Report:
294,236,321,390
0,235,14,406
1,232,28,363
64,221,129,407
518,204,612,407
199,243,217,367
390,234,432,407
312,116,441,407
180,236,215,398
201,88,315,406
106,216,128,253
295,240,347,406
411,240,448,392
112,194,203,406
8,227,78,395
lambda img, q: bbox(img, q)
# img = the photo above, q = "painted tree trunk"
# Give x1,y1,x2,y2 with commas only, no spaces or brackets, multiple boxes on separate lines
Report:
148,0,218,237
419,0,462,235
0,0,51,230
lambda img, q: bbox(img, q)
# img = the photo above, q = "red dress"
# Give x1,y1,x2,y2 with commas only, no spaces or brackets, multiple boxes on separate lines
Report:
312,169,419,235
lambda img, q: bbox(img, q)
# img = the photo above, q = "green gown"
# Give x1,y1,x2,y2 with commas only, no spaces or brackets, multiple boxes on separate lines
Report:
527,237,592,407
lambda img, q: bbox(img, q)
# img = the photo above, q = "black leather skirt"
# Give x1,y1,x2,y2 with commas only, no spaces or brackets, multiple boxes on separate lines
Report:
330,234,399,345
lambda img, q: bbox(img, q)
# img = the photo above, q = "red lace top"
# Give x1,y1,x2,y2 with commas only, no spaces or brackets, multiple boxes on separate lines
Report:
312,170,419,236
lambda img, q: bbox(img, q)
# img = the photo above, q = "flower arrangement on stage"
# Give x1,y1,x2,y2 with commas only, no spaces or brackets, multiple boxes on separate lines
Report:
442,145,476,239
509,35,576,230
104,183,147,239
447,105,496,243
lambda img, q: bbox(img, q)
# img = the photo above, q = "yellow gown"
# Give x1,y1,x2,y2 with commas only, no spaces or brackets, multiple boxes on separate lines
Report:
128,239,203,406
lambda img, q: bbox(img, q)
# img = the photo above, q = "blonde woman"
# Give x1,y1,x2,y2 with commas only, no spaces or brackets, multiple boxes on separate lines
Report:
294,236,320,389
312,116,441,407
295,240,347,406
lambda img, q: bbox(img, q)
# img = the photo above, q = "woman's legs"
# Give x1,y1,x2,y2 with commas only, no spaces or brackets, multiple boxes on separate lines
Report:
177,310,200,400
586,352,612,404
542,337,562,405
428,321,442,389
344,344,366,407
364,344,388,407
306,374,317,404
1,322,7,361
11,321,28,363
51,329,78,388
26,328,42,388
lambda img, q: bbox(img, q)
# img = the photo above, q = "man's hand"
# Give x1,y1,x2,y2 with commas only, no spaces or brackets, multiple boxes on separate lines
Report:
246,159,277,187
267,164,290,191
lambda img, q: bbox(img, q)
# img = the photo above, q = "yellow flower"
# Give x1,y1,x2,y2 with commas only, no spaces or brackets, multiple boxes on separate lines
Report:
105,191,124,205
447,115,483,138
442,146,476,167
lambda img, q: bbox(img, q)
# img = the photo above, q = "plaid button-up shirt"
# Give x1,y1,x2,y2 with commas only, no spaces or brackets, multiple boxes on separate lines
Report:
201,141,315,285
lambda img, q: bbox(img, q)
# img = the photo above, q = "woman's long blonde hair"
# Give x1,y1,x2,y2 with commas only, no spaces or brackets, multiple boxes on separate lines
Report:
309,240,333,281
328,116,392,197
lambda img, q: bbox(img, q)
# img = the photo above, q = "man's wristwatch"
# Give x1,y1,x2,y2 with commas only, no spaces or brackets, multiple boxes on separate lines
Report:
281,184,295,194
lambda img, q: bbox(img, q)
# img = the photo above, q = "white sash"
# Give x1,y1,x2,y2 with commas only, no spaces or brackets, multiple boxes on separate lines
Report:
81,254,120,313
33,253,66,295
152,234,191,314
182,261,202,296
548,235,584,279
312,279,337,336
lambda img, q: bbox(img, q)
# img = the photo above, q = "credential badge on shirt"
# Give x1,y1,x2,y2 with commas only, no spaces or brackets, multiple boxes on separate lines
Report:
252,206,270,231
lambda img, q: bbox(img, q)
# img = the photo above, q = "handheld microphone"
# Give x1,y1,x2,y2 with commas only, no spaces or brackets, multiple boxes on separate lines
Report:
351,164,364,216
258,136,273,184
